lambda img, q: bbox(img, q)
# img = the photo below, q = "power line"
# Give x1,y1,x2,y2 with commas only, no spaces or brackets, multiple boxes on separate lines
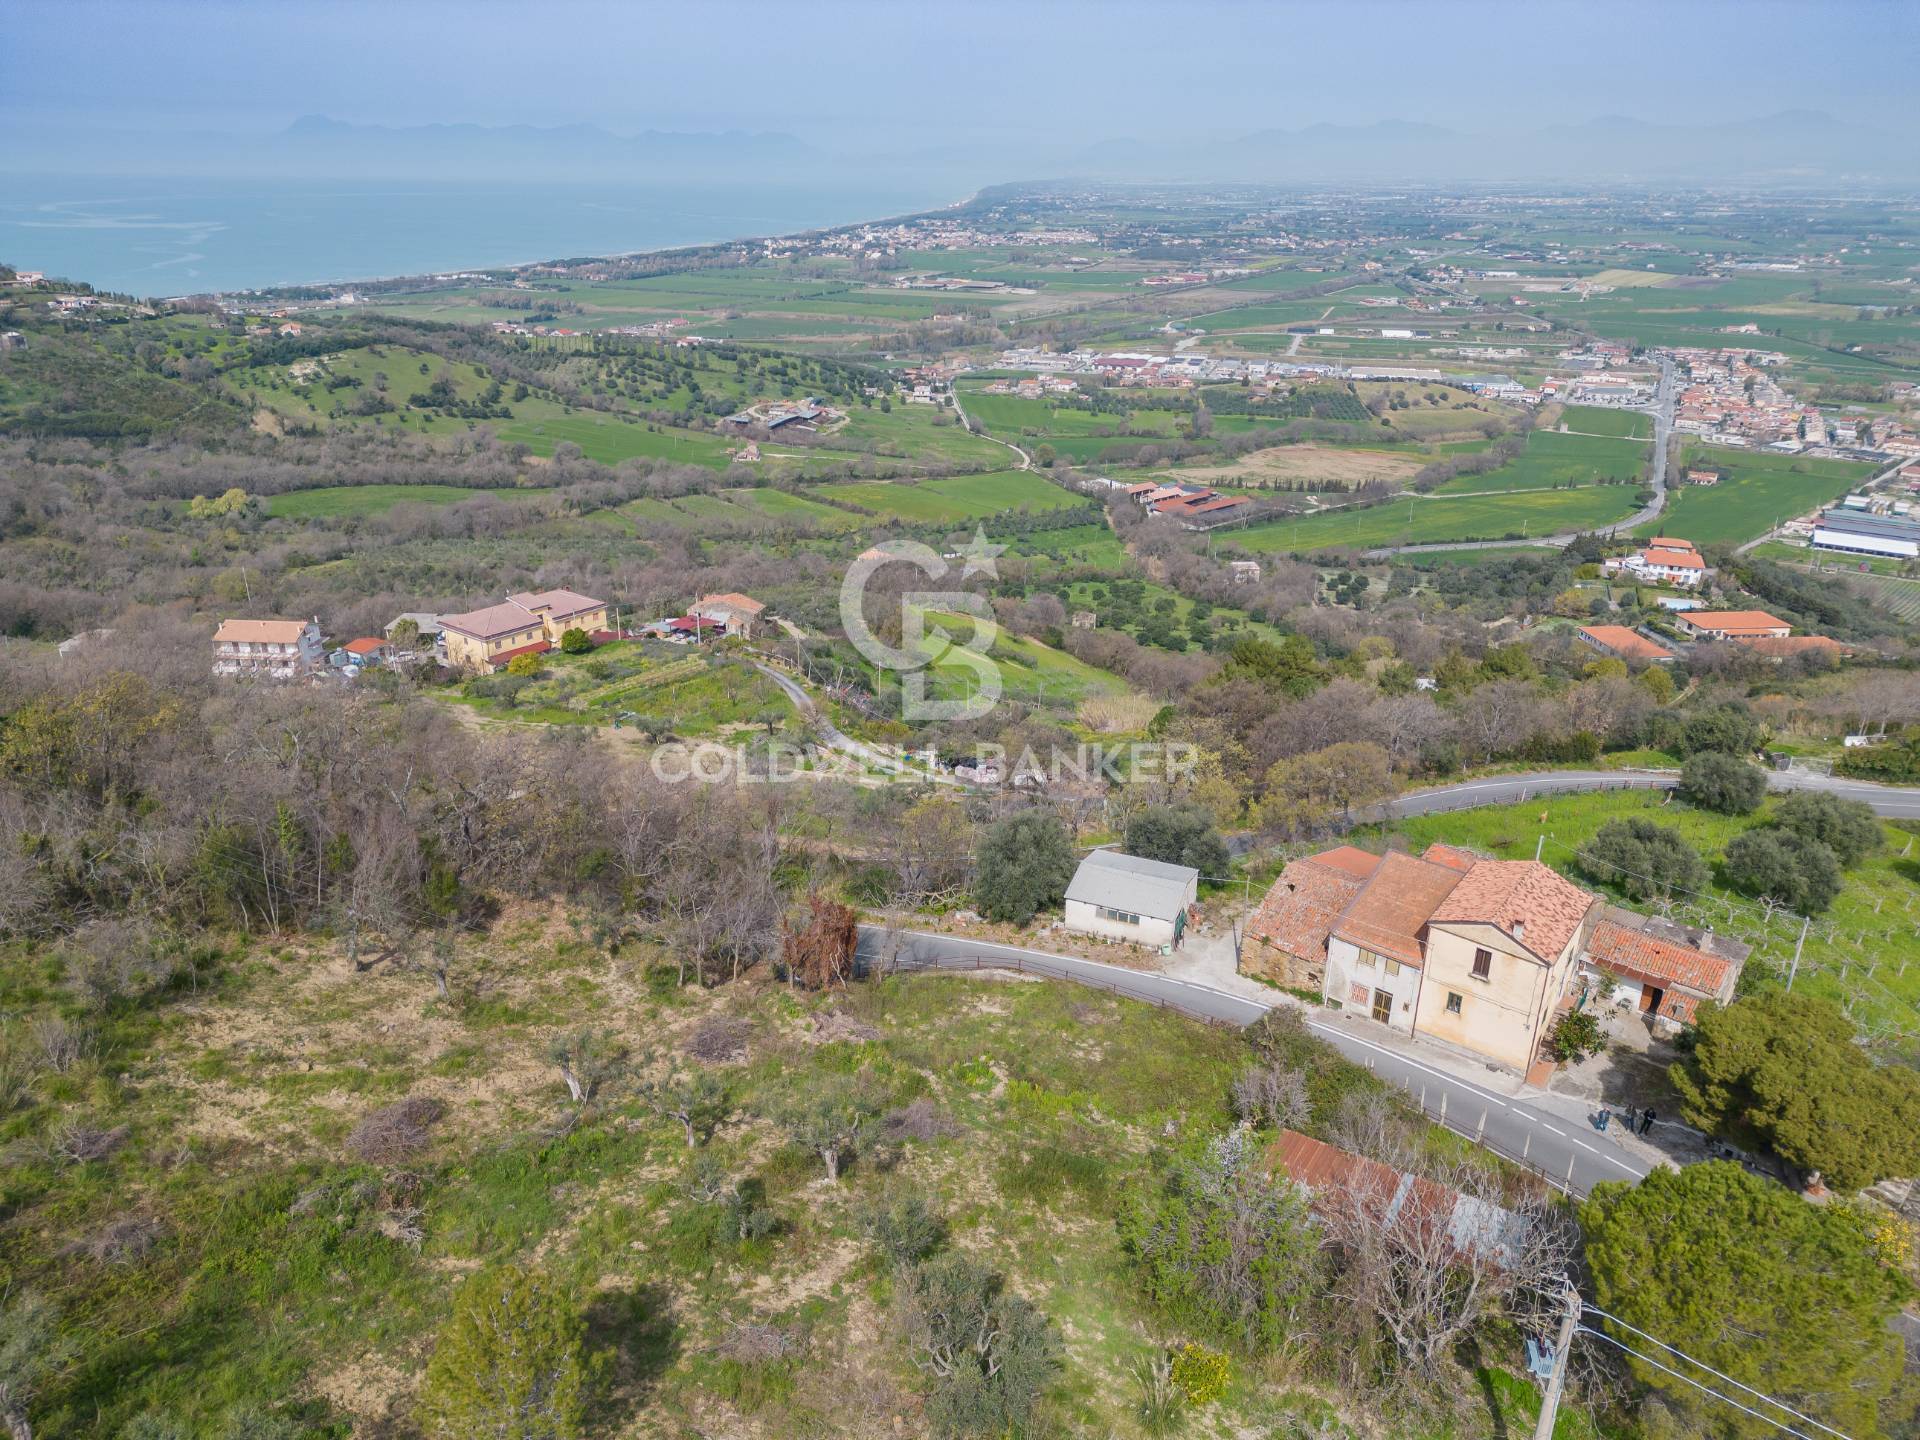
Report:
1575,1327,1840,1440
1581,1304,1853,1440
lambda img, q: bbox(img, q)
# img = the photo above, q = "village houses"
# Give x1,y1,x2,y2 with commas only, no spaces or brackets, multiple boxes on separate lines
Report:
687,592,767,638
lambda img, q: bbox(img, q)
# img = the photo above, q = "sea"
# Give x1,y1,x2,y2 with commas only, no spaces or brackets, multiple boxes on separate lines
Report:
0,174,967,297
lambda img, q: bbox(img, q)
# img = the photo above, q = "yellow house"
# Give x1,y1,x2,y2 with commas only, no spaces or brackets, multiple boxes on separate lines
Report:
1411,853,1599,1073
438,588,609,674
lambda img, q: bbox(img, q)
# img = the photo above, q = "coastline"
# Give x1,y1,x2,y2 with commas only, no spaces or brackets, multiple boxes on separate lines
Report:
187,187,980,303
0,172,984,302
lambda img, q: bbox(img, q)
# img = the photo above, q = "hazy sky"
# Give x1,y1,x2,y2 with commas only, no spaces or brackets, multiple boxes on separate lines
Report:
7,0,1917,148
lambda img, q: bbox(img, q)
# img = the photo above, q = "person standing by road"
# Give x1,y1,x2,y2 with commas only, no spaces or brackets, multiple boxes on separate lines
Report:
1640,1107,1656,1135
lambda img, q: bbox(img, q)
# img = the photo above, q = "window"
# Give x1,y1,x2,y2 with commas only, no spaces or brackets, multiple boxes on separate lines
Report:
1098,906,1140,926
1355,951,1373,970
1445,991,1463,1015
1384,959,1402,978
1471,947,1493,981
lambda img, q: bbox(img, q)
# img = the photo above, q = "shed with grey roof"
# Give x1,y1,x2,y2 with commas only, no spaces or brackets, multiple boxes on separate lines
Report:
1063,849,1200,949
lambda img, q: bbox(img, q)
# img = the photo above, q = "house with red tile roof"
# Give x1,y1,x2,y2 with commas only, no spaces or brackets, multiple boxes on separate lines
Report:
1267,1129,1529,1269
1577,625,1675,664
1580,907,1746,1027
1245,841,1604,1073
1674,609,1791,641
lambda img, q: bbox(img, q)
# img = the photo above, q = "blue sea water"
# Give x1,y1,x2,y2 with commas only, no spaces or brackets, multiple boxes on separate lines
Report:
0,175,964,296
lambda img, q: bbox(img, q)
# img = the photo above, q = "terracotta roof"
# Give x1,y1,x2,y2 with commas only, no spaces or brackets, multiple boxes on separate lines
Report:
1247,851,1373,962
1737,634,1849,657
1267,1130,1525,1268
1683,610,1790,636
1644,537,1701,552
213,618,312,644
1640,546,1704,570
1586,916,1740,997
1420,842,1479,873
507,588,604,619
485,638,551,671
440,600,542,641
1313,845,1385,880
342,637,387,655
1331,851,1465,968
694,592,766,615
1429,860,1595,964
1580,625,1674,662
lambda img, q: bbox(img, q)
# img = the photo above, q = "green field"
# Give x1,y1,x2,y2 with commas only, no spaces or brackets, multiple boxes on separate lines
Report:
1233,485,1643,553
814,470,1082,523
1635,445,1874,546
1559,404,1654,439
1388,790,1920,1034
264,483,525,518
1432,430,1646,495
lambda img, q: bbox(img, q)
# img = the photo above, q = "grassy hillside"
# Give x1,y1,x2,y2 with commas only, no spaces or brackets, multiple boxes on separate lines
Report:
1,895,1614,1440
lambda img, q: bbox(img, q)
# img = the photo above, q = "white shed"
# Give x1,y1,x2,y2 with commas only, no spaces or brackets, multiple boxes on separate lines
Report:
1063,850,1200,949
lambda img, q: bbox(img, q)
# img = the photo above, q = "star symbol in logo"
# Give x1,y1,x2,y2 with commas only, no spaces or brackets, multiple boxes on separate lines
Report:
954,527,1006,581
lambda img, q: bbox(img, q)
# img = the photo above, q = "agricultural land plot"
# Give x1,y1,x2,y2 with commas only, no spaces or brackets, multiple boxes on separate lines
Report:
1557,404,1654,439
1000,524,1132,571
264,483,532,519
1157,443,1428,492
906,608,1131,708
1432,431,1647,495
1062,578,1283,651
492,411,736,467
719,487,865,530
1231,485,1643,554
1635,445,1874,546
812,470,1084,523
1386,790,1920,1035
1835,570,1920,623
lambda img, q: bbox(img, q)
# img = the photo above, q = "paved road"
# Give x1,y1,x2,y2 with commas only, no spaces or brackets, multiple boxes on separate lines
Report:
1362,355,1677,558
948,386,1032,471
859,926,1651,1196
752,661,963,785
1379,766,1920,821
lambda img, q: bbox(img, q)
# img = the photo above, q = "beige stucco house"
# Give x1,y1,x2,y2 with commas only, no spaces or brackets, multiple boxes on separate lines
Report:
438,588,609,673
1247,841,1608,1075
1411,853,1599,1072
212,617,325,679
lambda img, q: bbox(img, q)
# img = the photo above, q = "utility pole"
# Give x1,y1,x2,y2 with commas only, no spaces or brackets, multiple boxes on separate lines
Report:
1532,1281,1581,1440
1788,913,1810,990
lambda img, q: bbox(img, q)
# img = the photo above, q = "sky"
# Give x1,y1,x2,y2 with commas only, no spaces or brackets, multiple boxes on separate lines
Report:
6,0,1917,153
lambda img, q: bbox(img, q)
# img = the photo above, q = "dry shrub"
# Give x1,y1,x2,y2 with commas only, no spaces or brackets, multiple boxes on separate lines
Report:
878,1098,962,1145
685,1016,753,1064
346,1097,444,1165
53,1122,129,1164
32,1015,94,1074
714,1321,802,1363
811,1011,881,1046
781,894,859,990
67,1214,166,1265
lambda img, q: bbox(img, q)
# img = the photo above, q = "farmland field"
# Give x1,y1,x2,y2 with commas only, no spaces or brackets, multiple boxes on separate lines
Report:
812,470,1082,522
1232,485,1642,553
1159,443,1427,491
1634,445,1874,546
1558,404,1654,439
1432,430,1646,495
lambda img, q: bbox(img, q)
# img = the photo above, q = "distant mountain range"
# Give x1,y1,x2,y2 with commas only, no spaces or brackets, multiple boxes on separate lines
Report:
12,109,1916,187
